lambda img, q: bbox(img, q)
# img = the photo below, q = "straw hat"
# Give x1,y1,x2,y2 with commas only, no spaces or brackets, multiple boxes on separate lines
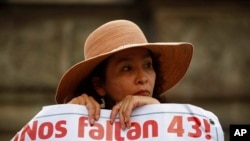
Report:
56,19,193,104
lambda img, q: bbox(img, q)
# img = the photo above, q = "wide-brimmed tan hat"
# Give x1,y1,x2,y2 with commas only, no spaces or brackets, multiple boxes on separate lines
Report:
56,19,193,104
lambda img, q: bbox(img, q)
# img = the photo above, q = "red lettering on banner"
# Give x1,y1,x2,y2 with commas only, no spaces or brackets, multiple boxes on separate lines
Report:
127,120,158,140
106,120,113,140
127,122,141,140
89,123,104,140
203,119,211,140
78,116,88,137
14,120,67,140
143,120,158,138
55,120,67,138
12,132,19,141
167,115,213,140
188,116,201,138
20,120,38,141
168,116,184,137
114,122,124,141
78,116,159,140
39,122,53,139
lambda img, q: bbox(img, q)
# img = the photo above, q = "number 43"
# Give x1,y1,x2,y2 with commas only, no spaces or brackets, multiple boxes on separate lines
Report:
167,116,211,138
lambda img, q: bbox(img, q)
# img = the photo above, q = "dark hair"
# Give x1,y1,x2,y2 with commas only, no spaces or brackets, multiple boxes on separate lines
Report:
73,49,164,108
150,51,164,102
73,59,108,105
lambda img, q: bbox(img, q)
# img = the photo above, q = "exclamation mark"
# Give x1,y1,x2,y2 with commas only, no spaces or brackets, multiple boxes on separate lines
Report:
203,119,211,140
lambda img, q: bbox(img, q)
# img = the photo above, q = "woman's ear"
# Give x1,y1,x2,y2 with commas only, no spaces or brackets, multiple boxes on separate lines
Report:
91,77,106,96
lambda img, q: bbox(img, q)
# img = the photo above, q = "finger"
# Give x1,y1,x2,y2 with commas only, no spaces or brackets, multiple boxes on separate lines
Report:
67,94,101,126
68,94,87,105
89,96,101,120
68,98,79,104
110,103,121,124
85,96,99,125
123,101,134,128
120,101,132,129
120,96,143,129
119,103,128,130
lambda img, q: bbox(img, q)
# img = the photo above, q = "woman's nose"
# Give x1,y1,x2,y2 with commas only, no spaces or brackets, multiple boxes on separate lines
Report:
136,70,148,85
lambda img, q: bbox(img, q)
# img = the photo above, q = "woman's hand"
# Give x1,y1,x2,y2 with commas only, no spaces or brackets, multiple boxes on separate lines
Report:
68,94,100,125
109,95,160,130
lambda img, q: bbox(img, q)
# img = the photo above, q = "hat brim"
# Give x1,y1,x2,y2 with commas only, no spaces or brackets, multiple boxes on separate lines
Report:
56,42,193,103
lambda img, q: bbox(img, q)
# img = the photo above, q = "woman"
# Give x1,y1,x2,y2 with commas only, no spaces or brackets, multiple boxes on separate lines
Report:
55,20,193,130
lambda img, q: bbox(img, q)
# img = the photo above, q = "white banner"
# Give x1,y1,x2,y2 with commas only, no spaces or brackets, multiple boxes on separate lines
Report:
12,104,224,141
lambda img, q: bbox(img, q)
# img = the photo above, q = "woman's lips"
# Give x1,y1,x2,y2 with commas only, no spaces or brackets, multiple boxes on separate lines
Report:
134,90,150,96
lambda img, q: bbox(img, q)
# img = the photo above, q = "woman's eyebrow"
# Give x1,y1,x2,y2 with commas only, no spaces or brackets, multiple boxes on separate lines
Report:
143,53,152,60
114,52,151,64
115,57,131,65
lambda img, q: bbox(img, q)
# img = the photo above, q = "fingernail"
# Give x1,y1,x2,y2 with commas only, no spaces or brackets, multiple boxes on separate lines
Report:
90,119,95,126
95,114,100,120
126,122,131,128
121,123,125,130
124,117,127,122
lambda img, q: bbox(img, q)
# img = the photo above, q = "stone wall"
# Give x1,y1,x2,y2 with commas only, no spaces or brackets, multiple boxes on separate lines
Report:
0,0,249,140
152,2,250,141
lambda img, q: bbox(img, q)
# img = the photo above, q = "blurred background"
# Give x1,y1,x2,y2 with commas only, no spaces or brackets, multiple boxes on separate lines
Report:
0,0,249,140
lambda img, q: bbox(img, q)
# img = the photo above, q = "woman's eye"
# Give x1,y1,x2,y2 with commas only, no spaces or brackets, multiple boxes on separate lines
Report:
122,66,131,71
145,62,153,68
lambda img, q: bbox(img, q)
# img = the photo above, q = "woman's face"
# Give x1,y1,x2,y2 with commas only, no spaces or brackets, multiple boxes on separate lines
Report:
102,48,156,103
